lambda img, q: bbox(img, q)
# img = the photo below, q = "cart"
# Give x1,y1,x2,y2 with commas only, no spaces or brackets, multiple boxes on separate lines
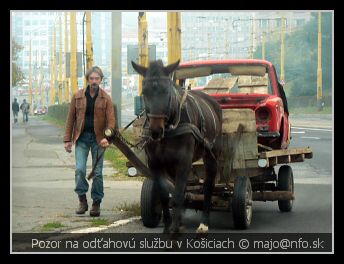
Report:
113,108,313,229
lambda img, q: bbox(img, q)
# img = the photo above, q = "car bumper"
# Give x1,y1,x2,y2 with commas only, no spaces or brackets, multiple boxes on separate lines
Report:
258,131,280,138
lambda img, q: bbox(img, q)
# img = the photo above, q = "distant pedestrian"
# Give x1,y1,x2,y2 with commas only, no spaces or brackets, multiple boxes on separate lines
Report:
12,98,19,123
20,99,30,123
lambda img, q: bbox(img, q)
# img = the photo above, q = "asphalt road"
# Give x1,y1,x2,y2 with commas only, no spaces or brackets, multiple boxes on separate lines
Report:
106,114,334,234
11,113,333,236
290,126,332,179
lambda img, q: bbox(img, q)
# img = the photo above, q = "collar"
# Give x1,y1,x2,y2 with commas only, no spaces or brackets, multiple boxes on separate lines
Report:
76,86,104,99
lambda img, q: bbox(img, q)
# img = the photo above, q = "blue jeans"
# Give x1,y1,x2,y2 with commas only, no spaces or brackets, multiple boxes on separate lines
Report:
75,132,104,203
23,112,28,122
13,111,18,123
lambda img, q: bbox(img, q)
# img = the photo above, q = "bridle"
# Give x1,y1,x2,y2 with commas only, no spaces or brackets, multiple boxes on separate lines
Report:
142,76,188,131
141,76,217,156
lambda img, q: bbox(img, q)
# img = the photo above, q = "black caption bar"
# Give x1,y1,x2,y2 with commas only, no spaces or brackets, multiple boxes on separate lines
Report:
12,233,332,253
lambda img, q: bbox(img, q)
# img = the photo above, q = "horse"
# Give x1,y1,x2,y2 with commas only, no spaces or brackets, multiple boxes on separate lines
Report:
131,59,222,235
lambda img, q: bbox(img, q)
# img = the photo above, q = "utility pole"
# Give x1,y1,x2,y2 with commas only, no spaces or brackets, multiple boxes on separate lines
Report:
53,21,57,104
35,50,39,107
280,16,285,86
167,12,181,64
85,11,94,70
39,53,45,107
225,25,229,59
138,12,148,95
83,11,94,89
70,12,78,96
64,12,69,102
317,11,323,111
262,31,266,60
207,32,211,59
111,11,122,128
50,33,55,106
58,15,63,104
250,19,254,59
28,40,33,114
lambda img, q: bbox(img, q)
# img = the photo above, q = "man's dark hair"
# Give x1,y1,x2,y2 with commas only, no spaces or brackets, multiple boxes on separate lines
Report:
85,66,104,81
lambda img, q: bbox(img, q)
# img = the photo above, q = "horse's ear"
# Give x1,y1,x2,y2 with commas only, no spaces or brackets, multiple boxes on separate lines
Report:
131,61,147,77
163,60,180,76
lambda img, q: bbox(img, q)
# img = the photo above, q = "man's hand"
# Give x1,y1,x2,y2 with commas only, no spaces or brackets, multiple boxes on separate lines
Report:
100,138,110,148
64,142,72,153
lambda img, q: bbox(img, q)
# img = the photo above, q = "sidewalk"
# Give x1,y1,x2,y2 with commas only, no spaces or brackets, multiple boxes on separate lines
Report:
289,114,332,129
11,116,142,233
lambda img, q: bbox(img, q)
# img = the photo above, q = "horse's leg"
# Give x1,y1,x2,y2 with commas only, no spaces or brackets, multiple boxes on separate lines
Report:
157,176,172,233
170,162,191,235
196,150,217,233
148,161,172,234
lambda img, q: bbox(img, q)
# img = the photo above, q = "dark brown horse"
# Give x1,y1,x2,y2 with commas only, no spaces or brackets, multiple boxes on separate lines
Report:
132,59,222,234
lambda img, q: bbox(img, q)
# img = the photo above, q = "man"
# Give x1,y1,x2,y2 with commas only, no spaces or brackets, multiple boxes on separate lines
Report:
20,99,30,123
64,66,116,217
12,98,19,123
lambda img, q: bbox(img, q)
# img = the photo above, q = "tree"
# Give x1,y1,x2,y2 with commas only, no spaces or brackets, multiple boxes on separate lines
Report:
254,12,332,97
12,38,25,87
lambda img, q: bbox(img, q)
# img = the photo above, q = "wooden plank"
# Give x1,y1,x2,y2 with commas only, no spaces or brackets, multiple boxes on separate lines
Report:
291,153,305,163
260,147,312,158
245,159,259,168
277,155,291,164
224,131,258,169
204,77,238,89
222,109,257,133
253,191,294,201
305,152,313,159
268,156,278,167
231,168,265,178
185,193,222,203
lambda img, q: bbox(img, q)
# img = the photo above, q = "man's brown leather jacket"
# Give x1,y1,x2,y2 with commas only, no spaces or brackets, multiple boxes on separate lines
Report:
64,87,116,144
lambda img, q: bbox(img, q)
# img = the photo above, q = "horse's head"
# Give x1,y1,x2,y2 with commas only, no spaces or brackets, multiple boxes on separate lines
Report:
132,59,180,140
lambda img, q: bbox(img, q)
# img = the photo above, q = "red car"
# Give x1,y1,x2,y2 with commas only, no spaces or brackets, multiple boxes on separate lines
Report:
175,59,290,150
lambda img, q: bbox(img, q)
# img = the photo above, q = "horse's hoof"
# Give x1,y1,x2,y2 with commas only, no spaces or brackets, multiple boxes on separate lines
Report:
196,223,209,234
179,224,186,233
169,229,182,240
163,227,171,234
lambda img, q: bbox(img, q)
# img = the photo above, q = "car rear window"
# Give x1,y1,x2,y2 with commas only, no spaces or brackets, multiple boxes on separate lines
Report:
184,73,273,95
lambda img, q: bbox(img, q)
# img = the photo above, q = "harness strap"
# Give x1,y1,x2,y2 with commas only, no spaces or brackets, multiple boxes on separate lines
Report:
142,122,213,151
169,88,188,130
187,93,206,136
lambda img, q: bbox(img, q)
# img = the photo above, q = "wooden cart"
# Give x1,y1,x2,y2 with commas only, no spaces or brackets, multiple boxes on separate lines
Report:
123,109,313,229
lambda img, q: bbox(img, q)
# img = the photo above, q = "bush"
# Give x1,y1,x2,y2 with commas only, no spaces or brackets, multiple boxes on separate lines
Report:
47,103,70,123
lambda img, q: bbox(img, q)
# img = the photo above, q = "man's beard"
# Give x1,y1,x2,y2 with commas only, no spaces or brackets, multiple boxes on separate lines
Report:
91,84,99,91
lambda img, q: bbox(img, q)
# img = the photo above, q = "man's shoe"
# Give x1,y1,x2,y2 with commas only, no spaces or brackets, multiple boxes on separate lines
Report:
90,201,101,217
76,195,88,214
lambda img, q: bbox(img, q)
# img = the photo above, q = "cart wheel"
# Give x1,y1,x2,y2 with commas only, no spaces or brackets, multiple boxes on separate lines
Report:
140,178,162,227
232,176,253,229
277,165,294,212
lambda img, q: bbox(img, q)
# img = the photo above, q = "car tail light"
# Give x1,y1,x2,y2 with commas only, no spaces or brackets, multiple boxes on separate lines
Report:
256,107,271,122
